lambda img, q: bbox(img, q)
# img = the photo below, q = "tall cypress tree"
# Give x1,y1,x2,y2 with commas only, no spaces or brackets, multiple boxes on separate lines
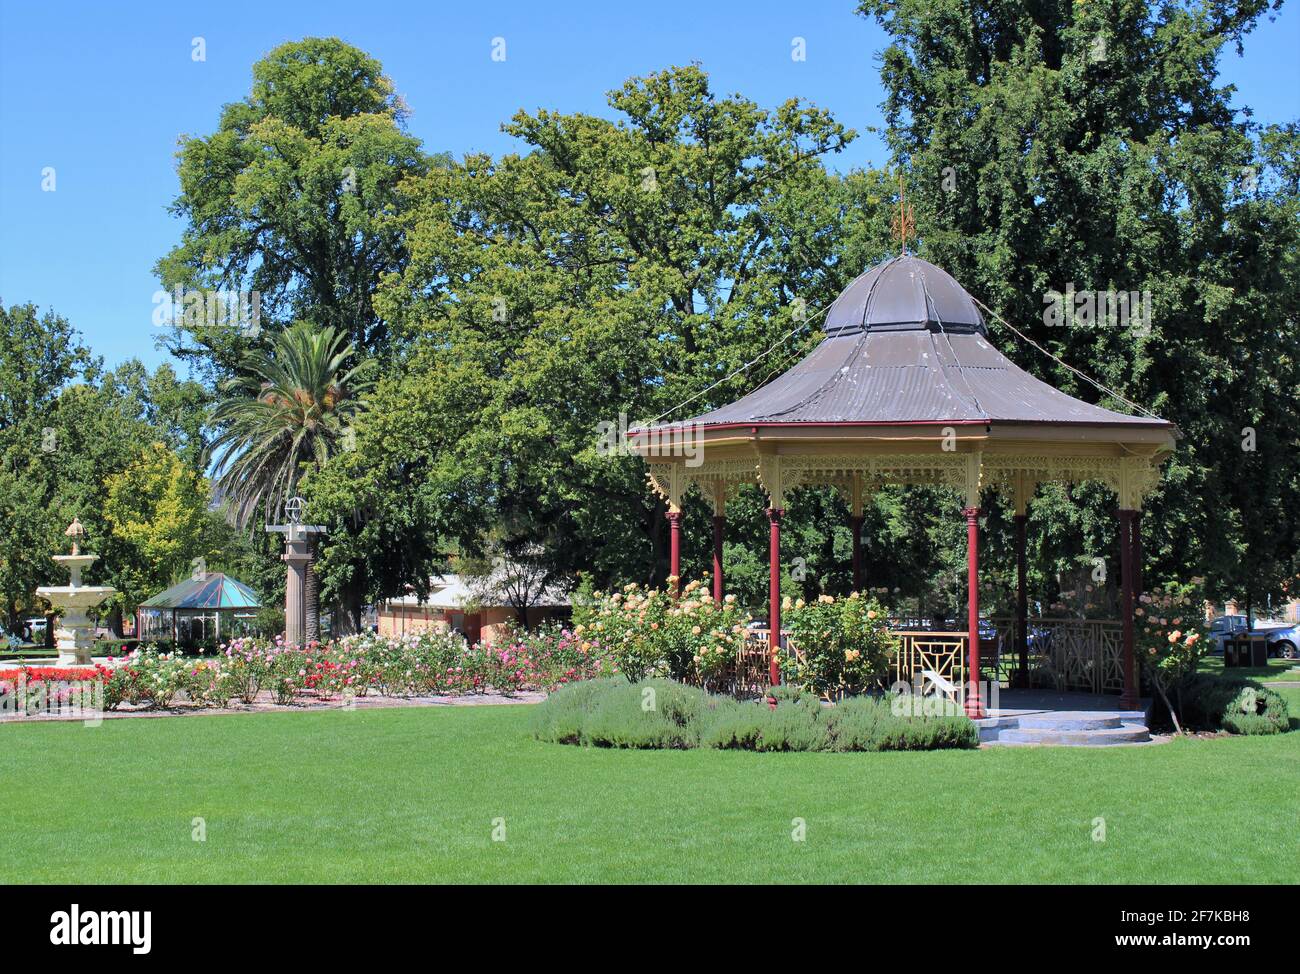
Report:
859,0,1300,606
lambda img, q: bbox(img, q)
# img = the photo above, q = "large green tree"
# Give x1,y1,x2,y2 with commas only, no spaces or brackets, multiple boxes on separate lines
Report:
102,442,216,620
156,37,435,377
0,302,227,632
0,302,96,628
858,0,1300,609
210,322,373,633
310,65,895,609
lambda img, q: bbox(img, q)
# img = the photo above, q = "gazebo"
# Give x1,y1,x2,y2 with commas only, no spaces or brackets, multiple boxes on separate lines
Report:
628,255,1177,716
136,573,262,646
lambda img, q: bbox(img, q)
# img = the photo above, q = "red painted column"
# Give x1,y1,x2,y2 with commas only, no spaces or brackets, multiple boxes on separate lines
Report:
1014,513,1029,689
767,507,783,686
1119,509,1139,710
1133,510,1144,598
666,511,682,594
712,514,725,602
964,506,984,718
850,515,864,591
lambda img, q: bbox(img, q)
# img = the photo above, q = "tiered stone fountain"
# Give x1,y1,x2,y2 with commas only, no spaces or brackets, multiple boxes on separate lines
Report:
35,518,116,665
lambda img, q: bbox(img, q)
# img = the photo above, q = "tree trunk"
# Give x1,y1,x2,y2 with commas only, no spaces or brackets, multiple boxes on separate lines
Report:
332,580,362,636
1155,678,1183,735
305,539,320,643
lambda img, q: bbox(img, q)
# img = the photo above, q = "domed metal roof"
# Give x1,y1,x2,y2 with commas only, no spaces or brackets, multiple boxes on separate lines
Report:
823,255,985,336
660,255,1172,430
139,573,261,610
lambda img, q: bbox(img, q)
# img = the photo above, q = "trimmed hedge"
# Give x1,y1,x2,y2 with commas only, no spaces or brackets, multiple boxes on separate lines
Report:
1146,675,1290,735
531,678,979,752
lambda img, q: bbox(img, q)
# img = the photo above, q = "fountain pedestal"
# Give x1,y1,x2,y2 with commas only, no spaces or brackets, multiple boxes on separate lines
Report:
35,519,116,665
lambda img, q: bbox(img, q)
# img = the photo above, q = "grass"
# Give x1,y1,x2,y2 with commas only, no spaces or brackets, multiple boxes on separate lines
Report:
1198,655,1300,683
3,690,1298,884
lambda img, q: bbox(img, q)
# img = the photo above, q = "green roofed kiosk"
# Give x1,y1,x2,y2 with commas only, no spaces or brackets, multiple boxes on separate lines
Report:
136,573,262,646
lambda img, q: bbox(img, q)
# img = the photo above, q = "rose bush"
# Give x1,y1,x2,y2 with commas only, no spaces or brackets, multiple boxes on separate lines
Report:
572,578,750,685
0,665,110,714
780,592,897,699
2,624,618,714
1136,581,1209,734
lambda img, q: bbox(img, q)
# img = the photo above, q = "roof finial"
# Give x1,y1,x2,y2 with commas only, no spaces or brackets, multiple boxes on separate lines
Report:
891,172,916,256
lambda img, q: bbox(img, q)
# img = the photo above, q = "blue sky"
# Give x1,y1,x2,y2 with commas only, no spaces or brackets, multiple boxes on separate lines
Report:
2,0,1297,372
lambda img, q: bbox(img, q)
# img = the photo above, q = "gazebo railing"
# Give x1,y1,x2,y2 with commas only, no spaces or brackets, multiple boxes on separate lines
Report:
737,628,968,699
738,617,1124,699
732,629,783,697
892,630,967,694
991,616,1124,695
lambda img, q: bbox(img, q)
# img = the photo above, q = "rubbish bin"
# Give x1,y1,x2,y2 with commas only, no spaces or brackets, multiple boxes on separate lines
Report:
1224,638,1244,667
1246,635,1269,667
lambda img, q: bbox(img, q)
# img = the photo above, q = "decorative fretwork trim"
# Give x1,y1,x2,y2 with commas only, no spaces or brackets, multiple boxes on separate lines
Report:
982,454,1123,491
777,453,972,491
646,451,1164,510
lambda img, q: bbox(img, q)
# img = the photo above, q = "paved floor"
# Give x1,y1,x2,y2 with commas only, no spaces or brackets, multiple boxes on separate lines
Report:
984,688,1148,717
973,689,1155,745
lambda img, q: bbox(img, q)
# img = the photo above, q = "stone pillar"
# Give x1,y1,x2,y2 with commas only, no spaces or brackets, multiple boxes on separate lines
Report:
964,506,984,717
767,507,783,687
283,528,312,648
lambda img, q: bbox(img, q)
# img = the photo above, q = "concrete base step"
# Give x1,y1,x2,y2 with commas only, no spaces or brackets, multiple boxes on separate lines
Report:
994,722,1151,746
1015,712,1123,731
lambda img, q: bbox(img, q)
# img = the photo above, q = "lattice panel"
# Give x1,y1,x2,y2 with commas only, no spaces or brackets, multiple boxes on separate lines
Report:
994,617,1124,694
893,631,967,693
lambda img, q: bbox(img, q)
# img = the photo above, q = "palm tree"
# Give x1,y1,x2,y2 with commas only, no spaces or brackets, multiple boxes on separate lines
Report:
209,322,372,637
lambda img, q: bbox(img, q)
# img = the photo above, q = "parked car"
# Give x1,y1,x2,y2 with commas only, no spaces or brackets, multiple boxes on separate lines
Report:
1207,615,1299,659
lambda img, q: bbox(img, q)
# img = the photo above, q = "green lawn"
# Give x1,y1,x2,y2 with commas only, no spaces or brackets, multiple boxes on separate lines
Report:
3,691,1298,884
1198,655,1300,683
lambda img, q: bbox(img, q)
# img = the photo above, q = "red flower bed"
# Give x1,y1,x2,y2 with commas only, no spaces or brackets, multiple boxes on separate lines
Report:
0,665,109,684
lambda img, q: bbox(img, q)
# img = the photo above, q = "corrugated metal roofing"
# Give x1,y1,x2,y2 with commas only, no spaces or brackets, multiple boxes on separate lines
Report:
675,256,1169,428
824,254,985,336
138,573,262,610
382,572,571,610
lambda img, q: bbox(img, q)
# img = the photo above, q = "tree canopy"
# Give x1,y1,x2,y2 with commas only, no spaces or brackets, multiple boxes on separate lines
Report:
156,37,436,379
858,0,1300,609
119,20,1300,627
305,64,896,611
